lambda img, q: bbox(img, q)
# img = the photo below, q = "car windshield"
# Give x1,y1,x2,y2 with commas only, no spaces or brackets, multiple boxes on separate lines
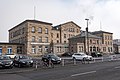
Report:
81,53,86,56
48,54,59,59
0,56,10,60
19,56,30,59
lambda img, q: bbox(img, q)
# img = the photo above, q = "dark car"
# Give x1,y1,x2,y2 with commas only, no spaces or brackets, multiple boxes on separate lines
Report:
42,54,61,64
61,52,72,57
0,55,13,68
13,55,33,68
91,52,103,57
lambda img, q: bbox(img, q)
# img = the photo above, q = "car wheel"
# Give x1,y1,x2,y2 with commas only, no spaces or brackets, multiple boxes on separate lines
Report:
89,57,93,61
9,65,13,69
30,64,33,67
83,58,86,61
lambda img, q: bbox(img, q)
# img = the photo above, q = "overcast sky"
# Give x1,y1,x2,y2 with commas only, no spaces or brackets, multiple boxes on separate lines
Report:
0,0,120,42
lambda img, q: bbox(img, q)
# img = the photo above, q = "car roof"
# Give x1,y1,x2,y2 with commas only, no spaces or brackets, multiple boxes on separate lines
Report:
74,52,85,54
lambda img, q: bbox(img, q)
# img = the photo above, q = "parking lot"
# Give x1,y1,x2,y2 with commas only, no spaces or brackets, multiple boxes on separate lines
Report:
0,54,120,74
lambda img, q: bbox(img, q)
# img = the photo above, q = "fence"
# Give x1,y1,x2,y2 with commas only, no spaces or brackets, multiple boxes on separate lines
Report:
33,54,120,69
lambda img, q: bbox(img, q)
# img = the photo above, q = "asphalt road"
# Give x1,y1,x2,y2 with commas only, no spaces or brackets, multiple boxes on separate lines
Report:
1,60,120,80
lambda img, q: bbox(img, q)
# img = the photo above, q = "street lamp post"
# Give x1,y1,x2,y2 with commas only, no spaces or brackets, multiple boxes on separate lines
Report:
85,18,89,55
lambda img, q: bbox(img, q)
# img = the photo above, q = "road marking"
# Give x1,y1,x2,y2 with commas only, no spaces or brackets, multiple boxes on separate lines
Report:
115,66,120,69
71,71,96,77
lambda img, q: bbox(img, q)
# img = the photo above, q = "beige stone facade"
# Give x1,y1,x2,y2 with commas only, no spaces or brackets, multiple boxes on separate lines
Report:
9,20,81,56
113,39,120,54
9,20,53,56
0,43,24,55
69,32,102,55
51,21,81,55
8,20,113,56
92,31,113,54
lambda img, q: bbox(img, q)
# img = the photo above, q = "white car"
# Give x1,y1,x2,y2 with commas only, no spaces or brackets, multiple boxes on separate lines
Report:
5,54,16,59
72,52,93,60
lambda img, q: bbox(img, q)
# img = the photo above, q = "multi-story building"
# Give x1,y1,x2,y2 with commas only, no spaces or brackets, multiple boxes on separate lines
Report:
9,20,53,56
69,31,102,54
9,20,81,56
92,31,113,54
6,19,113,56
52,21,81,55
113,39,120,54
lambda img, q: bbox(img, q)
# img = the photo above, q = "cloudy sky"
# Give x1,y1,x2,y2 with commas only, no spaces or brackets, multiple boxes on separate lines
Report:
0,0,120,42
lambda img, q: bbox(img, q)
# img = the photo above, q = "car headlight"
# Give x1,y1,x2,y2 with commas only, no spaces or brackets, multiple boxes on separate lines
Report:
10,61,13,64
31,60,33,63
0,61,3,64
21,61,25,63
59,58,61,61
52,58,55,61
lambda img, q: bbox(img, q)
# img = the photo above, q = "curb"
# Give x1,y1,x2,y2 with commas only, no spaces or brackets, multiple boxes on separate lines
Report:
0,68,35,74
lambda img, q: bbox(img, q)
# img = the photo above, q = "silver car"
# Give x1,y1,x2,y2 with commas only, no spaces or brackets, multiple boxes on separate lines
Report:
72,52,93,61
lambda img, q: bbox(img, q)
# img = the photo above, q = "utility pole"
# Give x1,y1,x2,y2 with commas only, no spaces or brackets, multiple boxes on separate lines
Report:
85,18,89,55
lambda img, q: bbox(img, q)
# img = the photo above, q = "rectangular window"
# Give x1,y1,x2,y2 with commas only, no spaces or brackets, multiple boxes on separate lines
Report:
39,46,42,52
38,27,42,33
17,46,22,54
45,46,48,52
22,28,24,34
64,34,66,38
7,47,12,54
0,48,2,55
57,33,59,38
45,37,48,42
39,37,42,42
45,28,48,34
77,29,79,33
31,26,35,33
57,47,59,52
103,47,106,52
97,40,99,44
90,47,92,52
32,36,35,42
32,46,36,53
57,40,59,43
64,41,66,43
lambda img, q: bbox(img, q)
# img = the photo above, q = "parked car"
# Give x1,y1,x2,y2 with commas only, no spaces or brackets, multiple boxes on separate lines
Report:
72,52,93,61
42,53,61,64
5,54,16,59
13,55,33,68
0,55,13,68
91,52,102,57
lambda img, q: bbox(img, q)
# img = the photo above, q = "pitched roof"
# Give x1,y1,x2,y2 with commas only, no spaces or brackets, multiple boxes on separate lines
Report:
9,20,52,31
69,31,101,40
53,21,81,30
92,30,113,34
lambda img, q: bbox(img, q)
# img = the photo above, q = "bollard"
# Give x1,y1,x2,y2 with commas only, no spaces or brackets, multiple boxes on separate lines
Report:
49,60,51,67
111,56,113,61
62,59,65,66
73,59,76,65
35,61,38,69
101,57,103,62
94,58,95,63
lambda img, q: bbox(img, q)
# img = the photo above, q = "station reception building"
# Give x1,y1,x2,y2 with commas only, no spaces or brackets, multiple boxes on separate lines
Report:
0,19,113,56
